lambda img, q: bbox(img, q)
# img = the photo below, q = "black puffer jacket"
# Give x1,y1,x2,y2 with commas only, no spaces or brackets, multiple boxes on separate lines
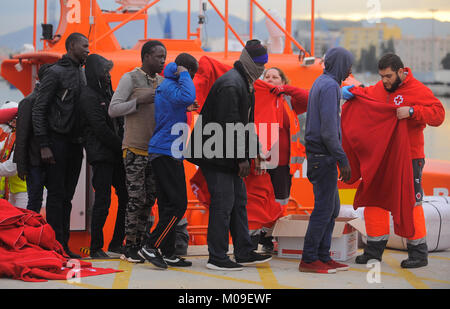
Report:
79,54,123,164
186,60,257,174
14,85,42,175
32,55,86,146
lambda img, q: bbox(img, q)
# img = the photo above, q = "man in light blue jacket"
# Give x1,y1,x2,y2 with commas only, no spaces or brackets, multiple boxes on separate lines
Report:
139,53,198,269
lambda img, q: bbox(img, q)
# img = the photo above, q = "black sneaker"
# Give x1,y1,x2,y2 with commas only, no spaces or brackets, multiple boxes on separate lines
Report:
206,259,243,271
260,235,274,253
121,245,145,263
163,255,192,267
235,251,272,265
90,249,111,259
138,246,168,269
107,245,126,258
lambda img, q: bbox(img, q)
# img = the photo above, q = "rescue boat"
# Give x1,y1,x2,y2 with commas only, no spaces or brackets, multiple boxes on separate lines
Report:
1,0,449,255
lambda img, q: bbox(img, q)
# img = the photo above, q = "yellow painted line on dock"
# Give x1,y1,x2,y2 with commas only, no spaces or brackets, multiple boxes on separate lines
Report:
382,252,430,289
256,263,285,289
428,255,450,261
112,259,134,289
170,267,265,286
170,265,297,289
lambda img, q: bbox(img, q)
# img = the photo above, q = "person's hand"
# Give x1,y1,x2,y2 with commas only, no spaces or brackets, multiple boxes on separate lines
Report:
270,86,285,96
338,164,351,183
136,88,155,105
40,147,56,165
176,65,188,76
238,160,250,178
396,106,411,120
17,170,27,181
341,85,355,101
187,100,199,112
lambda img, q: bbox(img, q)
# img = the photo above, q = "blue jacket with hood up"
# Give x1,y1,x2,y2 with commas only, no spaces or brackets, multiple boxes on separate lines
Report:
304,47,354,167
148,62,196,159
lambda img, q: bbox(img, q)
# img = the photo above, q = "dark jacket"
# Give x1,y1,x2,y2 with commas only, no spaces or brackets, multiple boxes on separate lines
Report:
186,60,258,174
13,85,42,175
32,55,86,147
79,54,123,164
304,47,353,167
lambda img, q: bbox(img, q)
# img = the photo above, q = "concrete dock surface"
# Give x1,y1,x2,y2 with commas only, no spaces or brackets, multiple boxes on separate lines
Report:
1,245,449,290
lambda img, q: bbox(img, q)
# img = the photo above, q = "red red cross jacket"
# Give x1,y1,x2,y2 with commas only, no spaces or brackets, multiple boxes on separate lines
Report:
355,68,445,159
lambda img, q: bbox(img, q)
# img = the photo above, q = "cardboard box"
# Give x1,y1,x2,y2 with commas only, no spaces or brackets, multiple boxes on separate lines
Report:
272,214,366,261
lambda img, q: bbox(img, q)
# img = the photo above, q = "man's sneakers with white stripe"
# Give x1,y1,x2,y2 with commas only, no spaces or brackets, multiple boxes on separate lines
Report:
163,255,192,267
138,245,192,269
138,246,168,269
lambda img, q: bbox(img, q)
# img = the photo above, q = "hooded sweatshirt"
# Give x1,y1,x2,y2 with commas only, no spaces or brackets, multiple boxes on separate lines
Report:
304,47,354,167
148,62,196,159
80,54,123,164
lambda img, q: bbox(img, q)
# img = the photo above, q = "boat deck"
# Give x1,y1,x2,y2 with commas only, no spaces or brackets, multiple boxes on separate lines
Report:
1,246,449,290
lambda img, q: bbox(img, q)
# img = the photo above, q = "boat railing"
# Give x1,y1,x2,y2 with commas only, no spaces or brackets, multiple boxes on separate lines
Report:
33,0,315,57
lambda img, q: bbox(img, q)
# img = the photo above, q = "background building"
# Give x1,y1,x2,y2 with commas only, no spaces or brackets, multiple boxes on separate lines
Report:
342,23,402,63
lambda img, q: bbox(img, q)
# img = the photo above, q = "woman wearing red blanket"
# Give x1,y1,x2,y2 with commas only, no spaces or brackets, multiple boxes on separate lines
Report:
248,68,308,252
342,53,445,268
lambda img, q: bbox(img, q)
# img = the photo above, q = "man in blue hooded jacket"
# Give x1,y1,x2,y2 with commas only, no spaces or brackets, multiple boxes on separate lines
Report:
299,47,353,274
138,53,198,269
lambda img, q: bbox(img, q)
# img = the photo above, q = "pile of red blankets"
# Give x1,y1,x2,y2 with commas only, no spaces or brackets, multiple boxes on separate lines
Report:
0,200,121,282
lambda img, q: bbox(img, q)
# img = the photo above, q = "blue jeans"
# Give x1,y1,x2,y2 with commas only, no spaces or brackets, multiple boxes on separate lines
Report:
302,154,340,263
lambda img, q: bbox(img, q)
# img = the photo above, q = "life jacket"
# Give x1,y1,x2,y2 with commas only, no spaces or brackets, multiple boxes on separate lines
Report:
282,96,305,175
0,127,26,198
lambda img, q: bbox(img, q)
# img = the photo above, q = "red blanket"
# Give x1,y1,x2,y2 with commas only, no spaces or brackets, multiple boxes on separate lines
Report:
0,200,121,282
341,87,415,238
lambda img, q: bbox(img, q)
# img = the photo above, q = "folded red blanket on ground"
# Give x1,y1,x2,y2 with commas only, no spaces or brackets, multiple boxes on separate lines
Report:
341,87,415,238
0,200,121,282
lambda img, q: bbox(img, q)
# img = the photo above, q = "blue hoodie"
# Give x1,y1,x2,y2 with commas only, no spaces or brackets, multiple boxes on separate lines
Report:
304,47,354,167
148,62,196,159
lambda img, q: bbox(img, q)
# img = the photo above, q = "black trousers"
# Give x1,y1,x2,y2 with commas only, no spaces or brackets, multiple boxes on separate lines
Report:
44,134,83,250
200,165,254,263
26,165,46,213
146,155,187,257
90,160,128,252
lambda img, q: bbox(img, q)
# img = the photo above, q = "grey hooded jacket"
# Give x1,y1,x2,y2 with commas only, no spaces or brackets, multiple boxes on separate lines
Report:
304,47,354,167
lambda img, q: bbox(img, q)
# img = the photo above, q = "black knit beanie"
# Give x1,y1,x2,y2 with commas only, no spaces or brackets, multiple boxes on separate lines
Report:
244,39,268,64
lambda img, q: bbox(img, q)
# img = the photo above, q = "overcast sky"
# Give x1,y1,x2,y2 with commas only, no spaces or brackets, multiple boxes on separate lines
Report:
1,0,449,35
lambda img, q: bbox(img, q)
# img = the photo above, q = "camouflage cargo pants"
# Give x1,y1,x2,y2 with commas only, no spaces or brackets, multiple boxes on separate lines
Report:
123,150,156,247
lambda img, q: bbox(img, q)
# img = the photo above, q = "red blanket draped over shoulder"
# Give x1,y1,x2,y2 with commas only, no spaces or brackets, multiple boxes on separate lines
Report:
341,87,415,238
0,200,121,282
190,56,285,229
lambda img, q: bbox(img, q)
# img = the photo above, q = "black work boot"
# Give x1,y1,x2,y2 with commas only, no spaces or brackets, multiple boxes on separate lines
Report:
401,243,428,269
355,240,388,264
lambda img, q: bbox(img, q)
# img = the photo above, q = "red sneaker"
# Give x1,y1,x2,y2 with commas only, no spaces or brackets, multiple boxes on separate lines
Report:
323,259,349,271
298,260,337,274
